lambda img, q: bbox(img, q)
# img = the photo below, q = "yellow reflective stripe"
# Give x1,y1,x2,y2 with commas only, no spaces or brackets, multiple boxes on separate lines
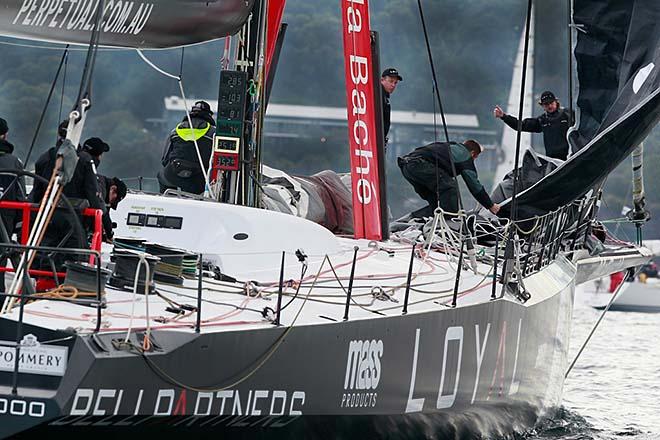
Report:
175,122,211,141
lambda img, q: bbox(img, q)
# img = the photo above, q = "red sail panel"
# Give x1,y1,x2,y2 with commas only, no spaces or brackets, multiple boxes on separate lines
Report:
341,0,382,240
265,0,287,80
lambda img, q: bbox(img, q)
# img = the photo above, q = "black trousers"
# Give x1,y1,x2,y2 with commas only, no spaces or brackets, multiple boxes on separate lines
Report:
398,156,458,217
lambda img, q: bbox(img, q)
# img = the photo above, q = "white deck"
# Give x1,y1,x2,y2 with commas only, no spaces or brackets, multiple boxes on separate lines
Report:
0,193,575,336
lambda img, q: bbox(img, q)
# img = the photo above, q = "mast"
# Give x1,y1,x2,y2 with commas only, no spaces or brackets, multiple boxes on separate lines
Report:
215,0,287,207
628,142,650,245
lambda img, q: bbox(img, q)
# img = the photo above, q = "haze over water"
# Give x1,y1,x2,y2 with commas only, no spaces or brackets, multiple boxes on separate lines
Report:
525,284,660,440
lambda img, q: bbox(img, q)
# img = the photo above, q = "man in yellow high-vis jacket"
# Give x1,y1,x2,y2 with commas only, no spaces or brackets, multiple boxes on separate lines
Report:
158,100,216,194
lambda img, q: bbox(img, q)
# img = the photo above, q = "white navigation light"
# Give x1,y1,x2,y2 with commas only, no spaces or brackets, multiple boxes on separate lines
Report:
633,63,655,94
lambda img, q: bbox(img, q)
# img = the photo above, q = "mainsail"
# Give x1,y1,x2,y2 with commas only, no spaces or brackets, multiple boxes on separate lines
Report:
0,0,254,48
498,0,660,218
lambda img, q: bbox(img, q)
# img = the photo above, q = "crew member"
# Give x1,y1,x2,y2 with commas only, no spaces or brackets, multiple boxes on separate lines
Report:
398,140,500,218
381,68,402,144
80,136,110,170
31,120,68,203
97,175,127,216
0,118,26,291
493,91,572,160
33,132,114,241
64,137,114,241
158,100,216,195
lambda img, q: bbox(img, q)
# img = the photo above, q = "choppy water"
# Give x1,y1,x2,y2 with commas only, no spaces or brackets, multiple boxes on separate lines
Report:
524,285,660,440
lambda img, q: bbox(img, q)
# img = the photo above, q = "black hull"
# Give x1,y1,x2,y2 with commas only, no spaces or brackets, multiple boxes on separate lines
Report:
13,409,541,439
0,258,575,439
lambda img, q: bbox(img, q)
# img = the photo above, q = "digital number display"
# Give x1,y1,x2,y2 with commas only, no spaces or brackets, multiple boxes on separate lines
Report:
217,70,247,125
217,120,242,137
220,91,244,105
221,72,245,89
218,108,242,120
214,153,239,171
214,136,240,153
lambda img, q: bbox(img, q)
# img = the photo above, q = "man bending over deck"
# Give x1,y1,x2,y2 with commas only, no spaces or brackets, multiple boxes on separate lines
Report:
398,140,500,218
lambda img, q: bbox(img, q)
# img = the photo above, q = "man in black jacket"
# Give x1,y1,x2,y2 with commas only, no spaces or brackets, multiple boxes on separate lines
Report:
98,175,127,211
33,132,114,242
0,118,26,291
381,68,402,144
398,140,500,218
158,100,216,195
31,120,68,204
64,137,114,241
493,91,573,160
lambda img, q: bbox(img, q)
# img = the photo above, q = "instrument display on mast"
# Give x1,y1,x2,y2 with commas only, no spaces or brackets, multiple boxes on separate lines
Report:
213,70,247,175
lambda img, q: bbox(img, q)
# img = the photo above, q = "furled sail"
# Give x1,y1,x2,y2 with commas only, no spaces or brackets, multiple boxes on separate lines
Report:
498,0,660,218
0,0,255,48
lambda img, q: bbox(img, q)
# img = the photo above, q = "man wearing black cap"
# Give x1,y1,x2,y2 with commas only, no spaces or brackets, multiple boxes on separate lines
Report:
493,91,573,160
34,133,114,241
80,137,110,170
97,175,127,236
381,68,402,143
64,137,114,241
158,100,216,195
98,175,127,211
0,118,26,291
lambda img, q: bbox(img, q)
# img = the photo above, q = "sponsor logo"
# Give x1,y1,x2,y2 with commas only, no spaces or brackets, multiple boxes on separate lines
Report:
0,398,46,418
68,388,305,418
341,339,383,408
12,0,154,36
0,334,68,377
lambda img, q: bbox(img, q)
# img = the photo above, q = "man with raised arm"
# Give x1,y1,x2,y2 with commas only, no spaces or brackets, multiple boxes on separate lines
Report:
493,90,573,161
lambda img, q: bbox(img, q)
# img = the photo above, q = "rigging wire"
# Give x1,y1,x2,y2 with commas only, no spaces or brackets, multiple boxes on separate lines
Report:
58,50,69,136
565,265,644,378
416,0,449,143
134,48,216,199
73,0,105,110
507,0,534,223
24,46,70,165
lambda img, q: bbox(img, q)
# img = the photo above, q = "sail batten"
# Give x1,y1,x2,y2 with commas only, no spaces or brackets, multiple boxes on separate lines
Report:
0,0,255,49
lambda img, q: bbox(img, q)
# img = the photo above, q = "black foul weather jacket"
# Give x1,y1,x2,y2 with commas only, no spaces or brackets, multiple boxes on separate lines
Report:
382,86,391,138
501,108,573,160
405,142,494,209
32,146,113,241
158,112,216,194
0,139,26,203
63,150,113,239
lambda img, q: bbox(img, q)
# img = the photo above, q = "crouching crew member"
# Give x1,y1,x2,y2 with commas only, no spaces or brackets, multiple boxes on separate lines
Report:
398,140,500,218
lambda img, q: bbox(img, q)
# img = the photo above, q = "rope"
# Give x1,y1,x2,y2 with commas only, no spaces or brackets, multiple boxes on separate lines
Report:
135,49,179,80
128,254,328,393
134,49,216,199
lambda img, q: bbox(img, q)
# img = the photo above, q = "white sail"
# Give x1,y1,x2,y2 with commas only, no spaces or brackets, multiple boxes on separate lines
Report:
492,13,535,188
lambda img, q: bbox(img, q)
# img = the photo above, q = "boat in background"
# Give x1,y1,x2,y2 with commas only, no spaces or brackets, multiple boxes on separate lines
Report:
582,258,660,312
